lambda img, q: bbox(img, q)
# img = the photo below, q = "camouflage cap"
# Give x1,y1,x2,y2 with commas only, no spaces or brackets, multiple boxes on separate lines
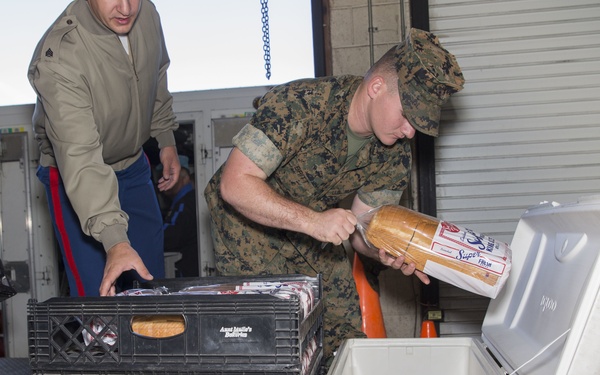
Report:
395,28,465,137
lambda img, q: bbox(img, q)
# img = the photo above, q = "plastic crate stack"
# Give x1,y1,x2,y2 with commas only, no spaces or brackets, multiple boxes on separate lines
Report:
28,274,324,375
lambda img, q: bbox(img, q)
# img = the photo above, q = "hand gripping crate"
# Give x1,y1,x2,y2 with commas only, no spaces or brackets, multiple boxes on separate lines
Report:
28,274,323,375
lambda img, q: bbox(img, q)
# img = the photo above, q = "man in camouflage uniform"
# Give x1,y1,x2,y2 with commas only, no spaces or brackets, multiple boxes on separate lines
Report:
204,28,464,367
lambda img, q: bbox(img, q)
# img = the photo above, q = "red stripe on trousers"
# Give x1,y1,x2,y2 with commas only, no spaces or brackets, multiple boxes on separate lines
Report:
49,167,86,296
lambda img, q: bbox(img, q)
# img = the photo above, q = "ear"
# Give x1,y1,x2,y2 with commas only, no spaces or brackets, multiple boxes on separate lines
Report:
367,75,385,99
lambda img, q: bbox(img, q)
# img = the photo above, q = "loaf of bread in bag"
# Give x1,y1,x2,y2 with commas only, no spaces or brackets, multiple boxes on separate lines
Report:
131,315,185,338
364,205,499,286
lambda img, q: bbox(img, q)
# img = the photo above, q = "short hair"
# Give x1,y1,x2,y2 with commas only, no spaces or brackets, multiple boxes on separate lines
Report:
365,45,398,92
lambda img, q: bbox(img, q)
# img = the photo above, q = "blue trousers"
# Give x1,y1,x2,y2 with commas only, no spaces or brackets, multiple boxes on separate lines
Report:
37,153,165,296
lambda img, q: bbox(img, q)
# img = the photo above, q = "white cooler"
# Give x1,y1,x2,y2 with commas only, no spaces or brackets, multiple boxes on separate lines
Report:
328,195,600,375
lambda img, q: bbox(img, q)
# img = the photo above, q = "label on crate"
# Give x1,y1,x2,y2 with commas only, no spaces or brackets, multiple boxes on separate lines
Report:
219,325,253,338
200,315,276,355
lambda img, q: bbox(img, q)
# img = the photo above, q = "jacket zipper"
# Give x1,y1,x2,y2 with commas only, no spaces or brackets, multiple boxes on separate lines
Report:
129,37,139,81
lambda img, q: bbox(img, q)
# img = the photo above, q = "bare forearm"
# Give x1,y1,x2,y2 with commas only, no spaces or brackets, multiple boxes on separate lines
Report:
219,148,356,245
349,194,380,259
350,231,379,259
221,174,315,235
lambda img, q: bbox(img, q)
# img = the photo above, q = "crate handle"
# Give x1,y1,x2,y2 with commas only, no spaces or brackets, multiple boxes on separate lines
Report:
130,315,186,338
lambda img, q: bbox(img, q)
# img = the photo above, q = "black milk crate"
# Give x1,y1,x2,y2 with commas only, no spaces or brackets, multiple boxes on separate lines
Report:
28,274,323,375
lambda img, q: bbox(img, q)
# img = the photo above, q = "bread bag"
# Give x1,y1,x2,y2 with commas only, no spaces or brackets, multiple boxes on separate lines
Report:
358,205,511,298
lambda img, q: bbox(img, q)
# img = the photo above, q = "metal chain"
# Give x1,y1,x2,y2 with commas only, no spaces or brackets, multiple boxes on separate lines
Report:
260,0,271,80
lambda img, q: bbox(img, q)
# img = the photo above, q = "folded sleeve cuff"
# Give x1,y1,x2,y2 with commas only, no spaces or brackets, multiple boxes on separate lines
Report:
232,124,283,176
155,130,176,149
357,189,403,208
99,223,130,252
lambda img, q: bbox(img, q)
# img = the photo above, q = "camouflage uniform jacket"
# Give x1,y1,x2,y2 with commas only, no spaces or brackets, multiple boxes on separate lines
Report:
205,75,412,279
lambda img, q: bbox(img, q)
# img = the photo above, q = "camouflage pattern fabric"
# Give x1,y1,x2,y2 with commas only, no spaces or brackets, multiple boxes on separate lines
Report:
204,75,413,365
395,28,465,137
208,215,365,363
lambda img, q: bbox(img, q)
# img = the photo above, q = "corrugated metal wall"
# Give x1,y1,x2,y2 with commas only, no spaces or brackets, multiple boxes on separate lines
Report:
429,0,600,245
426,0,600,337
326,0,600,339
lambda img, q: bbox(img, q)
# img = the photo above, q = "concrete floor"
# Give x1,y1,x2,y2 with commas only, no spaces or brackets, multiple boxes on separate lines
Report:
0,358,29,374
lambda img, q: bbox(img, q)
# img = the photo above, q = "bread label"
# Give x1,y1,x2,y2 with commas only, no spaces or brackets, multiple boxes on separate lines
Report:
430,221,510,276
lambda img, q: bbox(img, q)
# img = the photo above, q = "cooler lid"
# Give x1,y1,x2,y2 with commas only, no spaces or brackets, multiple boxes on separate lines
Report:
481,195,600,375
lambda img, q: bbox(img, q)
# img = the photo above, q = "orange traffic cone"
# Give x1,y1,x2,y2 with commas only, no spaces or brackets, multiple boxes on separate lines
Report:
353,252,387,338
420,320,438,338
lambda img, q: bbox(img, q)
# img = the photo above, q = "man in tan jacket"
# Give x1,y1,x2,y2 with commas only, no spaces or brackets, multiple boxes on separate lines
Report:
28,0,180,296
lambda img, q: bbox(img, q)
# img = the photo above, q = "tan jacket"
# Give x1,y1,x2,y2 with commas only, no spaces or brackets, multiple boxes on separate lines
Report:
28,0,177,251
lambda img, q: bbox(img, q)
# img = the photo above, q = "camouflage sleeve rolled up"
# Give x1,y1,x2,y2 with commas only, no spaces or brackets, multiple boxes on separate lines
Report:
232,79,316,178
357,189,403,208
232,124,283,176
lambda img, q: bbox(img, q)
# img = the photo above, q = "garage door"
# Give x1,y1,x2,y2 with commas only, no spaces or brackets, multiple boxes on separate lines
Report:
427,0,600,336
430,0,600,244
